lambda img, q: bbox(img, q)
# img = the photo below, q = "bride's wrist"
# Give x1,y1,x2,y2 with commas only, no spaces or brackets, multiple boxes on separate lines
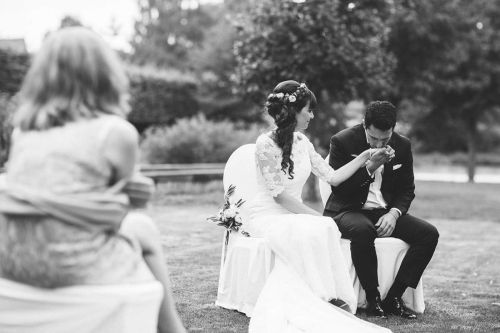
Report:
362,149,372,162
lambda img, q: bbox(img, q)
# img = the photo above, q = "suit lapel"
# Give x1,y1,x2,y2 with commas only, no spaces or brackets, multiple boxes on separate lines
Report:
382,134,397,181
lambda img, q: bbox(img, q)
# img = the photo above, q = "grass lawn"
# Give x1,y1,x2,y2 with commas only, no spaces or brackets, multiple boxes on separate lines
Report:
150,180,500,332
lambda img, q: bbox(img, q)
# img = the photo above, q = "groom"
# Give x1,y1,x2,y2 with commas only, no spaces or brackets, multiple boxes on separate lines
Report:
323,101,439,319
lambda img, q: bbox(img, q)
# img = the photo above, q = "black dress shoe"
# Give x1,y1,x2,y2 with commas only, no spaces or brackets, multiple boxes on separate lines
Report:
328,298,351,313
366,296,387,318
382,296,417,319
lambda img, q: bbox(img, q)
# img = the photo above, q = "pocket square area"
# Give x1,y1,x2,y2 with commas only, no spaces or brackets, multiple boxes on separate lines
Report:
393,164,402,170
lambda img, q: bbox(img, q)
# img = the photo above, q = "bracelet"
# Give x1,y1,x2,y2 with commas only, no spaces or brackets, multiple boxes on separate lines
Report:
389,209,400,219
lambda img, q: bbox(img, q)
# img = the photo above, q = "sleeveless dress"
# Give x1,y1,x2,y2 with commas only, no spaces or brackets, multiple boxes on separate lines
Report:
0,116,153,288
247,132,391,333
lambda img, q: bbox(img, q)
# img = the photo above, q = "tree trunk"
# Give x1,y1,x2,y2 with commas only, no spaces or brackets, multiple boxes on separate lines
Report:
466,120,477,183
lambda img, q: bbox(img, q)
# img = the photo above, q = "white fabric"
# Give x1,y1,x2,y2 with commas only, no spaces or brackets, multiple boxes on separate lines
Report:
217,234,424,315
364,165,388,209
0,277,163,333
219,138,391,333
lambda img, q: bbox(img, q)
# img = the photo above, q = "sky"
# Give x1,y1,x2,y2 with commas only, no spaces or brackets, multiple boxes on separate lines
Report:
0,0,141,52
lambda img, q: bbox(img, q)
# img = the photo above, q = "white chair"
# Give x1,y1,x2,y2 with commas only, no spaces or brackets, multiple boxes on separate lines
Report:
216,144,275,316
216,144,425,317
0,278,163,333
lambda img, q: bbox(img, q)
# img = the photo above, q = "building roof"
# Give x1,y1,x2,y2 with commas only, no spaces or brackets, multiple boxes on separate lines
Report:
0,38,27,54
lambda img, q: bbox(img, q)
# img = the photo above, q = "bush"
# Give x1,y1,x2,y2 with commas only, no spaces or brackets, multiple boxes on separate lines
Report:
140,114,264,163
0,93,17,167
0,50,30,95
127,65,199,133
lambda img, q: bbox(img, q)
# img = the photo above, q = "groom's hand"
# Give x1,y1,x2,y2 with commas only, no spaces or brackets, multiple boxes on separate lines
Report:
366,147,394,173
375,212,397,237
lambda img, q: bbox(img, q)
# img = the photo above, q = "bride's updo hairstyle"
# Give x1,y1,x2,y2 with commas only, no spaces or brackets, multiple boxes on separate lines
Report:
265,80,317,179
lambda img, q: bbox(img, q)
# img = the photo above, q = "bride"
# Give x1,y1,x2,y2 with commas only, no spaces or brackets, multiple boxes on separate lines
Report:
246,80,392,332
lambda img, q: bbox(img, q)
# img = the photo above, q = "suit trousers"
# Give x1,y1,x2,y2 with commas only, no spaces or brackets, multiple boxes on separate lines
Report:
324,208,439,291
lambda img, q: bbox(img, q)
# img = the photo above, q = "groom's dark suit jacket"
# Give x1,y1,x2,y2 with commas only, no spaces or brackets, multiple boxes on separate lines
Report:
324,124,415,217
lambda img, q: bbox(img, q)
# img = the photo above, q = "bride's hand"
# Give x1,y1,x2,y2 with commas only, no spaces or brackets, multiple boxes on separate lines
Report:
360,149,373,162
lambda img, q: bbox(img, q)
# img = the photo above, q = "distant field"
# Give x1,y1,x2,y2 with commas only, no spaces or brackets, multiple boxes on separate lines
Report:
151,180,500,332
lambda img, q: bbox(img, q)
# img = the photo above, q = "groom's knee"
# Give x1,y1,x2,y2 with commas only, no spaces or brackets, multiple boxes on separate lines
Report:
350,223,377,243
425,224,439,247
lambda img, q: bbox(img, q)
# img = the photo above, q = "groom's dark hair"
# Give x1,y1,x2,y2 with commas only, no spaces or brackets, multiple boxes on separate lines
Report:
364,101,396,131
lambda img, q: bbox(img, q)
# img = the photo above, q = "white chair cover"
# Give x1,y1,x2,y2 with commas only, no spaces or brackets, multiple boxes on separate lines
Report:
0,277,163,333
216,144,425,317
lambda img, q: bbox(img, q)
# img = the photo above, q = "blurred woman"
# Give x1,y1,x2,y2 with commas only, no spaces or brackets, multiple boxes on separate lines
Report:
0,27,186,333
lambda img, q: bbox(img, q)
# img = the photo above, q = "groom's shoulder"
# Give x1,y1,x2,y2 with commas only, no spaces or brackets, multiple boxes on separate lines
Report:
392,131,411,147
331,124,363,142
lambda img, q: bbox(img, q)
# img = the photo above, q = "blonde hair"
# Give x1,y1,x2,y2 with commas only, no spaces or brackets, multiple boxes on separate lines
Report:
15,27,130,131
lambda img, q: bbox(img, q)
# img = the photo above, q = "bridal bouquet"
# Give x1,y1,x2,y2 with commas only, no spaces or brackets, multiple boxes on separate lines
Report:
207,184,250,237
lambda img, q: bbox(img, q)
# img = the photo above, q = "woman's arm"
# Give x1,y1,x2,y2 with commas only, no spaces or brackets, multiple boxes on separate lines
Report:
308,138,371,187
101,119,139,184
101,120,154,207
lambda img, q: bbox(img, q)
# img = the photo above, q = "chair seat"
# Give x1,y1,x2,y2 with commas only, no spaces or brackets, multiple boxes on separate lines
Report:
217,234,424,317
0,278,163,333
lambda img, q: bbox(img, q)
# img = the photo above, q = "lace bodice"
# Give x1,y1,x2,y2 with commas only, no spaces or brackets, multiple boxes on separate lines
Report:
255,132,335,196
249,132,335,219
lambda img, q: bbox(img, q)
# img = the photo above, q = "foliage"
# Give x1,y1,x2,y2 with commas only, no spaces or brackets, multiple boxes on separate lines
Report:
388,0,500,180
189,6,262,124
130,0,262,124
233,0,396,148
127,65,199,132
0,94,17,166
59,15,84,28
0,49,30,95
140,114,263,163
131,0,216,69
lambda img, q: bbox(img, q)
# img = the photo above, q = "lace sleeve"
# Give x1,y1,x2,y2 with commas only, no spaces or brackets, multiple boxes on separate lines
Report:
255,135,284,197
306,137,336,183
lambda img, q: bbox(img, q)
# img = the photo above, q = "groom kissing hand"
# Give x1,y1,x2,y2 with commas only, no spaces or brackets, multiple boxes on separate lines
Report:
323,101,439,320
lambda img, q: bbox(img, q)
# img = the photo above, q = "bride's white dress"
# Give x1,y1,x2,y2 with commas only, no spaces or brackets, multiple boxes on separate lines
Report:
246,132,391,333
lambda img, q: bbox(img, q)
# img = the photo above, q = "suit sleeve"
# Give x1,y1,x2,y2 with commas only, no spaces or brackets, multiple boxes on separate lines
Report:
389,141,415,215
329,135,373,196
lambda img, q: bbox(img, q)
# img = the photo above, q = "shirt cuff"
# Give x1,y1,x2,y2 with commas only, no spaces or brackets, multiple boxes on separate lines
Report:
366,166,375,178
390,207,402,218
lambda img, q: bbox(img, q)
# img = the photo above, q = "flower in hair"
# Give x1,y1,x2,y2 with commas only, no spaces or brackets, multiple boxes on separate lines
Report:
276,93,284,99
288,95,296,102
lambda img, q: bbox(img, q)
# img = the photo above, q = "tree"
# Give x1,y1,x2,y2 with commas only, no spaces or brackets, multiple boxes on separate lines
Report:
131,0,215,69
59,15,84,29
233,0,396,147
389,0,500,182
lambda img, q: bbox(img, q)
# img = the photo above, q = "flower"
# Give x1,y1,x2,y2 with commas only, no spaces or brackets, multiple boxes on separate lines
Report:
223,206,237,219
276,92,284,99
288,95,297,102
207,184,250,237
